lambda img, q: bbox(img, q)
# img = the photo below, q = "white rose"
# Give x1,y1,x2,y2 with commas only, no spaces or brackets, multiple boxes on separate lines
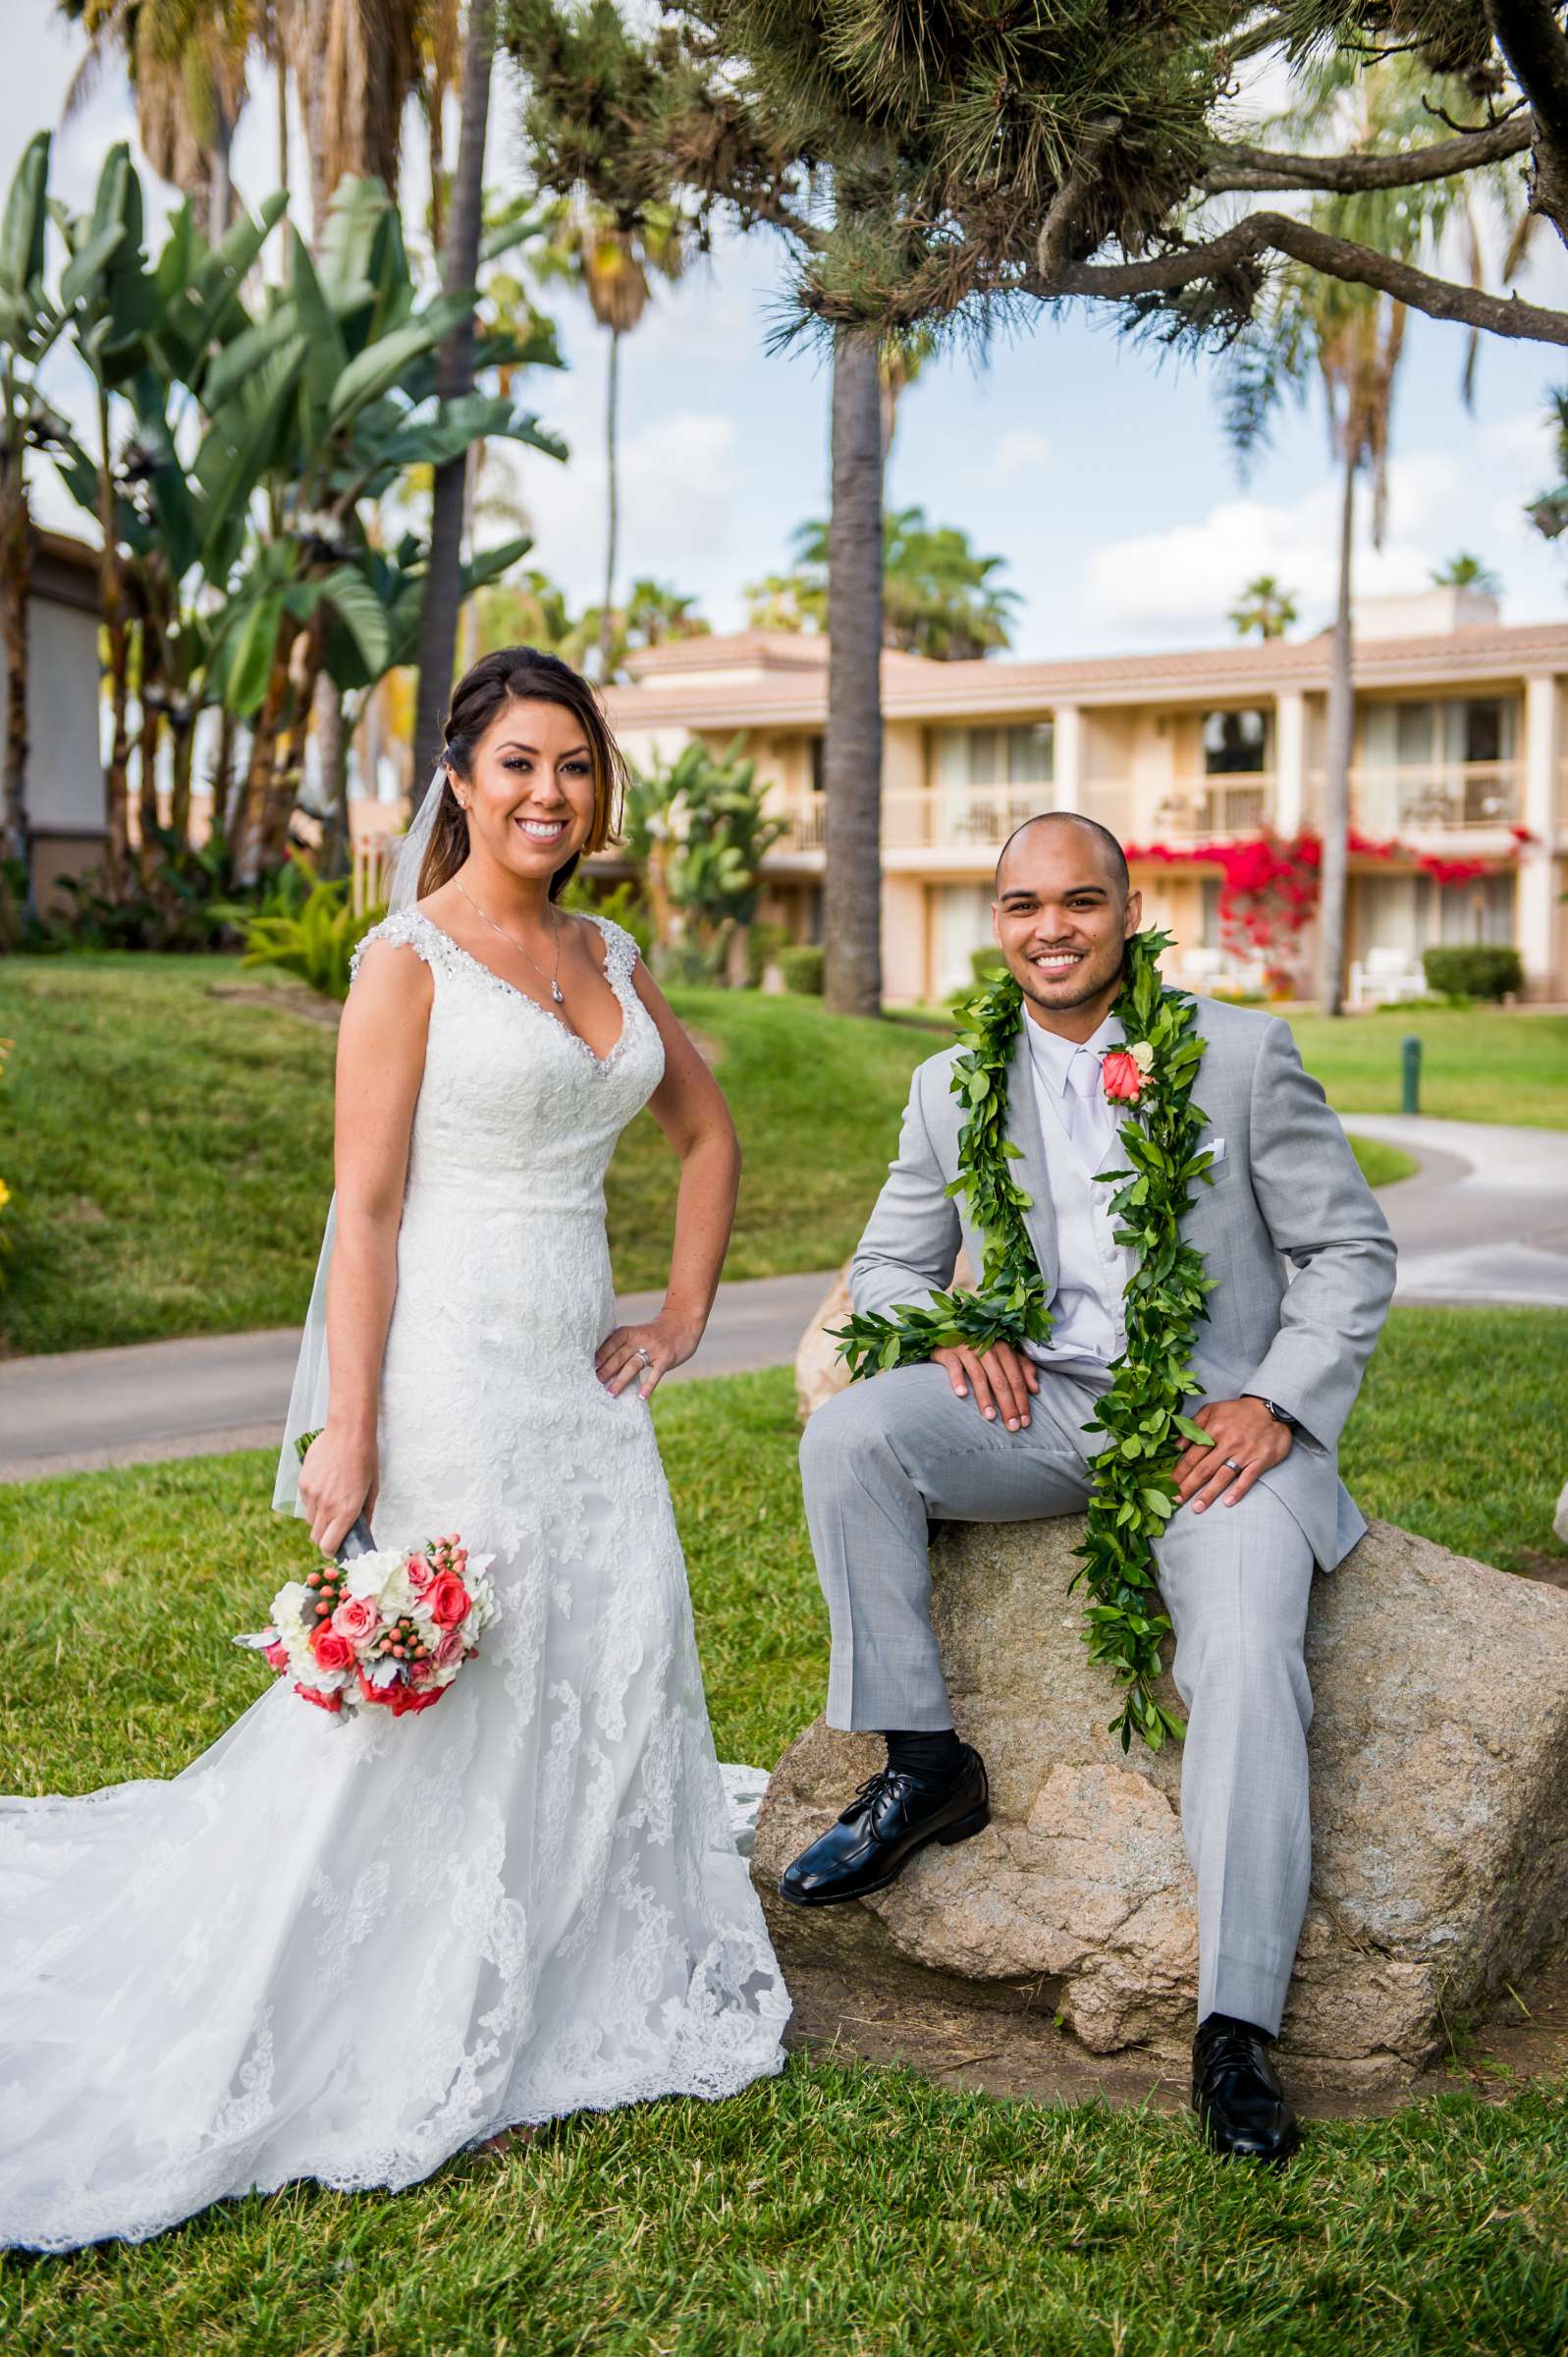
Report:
1128,1040,1156,1076
345,1548,410,1602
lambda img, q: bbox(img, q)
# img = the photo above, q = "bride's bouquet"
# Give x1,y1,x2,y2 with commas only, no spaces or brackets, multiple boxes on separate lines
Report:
240,1529,499,1721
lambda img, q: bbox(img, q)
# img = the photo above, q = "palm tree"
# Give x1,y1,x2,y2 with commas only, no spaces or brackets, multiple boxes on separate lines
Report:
275,1,421,235
1229,574,1299,641
0,134,74,905
879,328,934,459
1224,55,1521,1014
410,0,497,801
824,329,885,1015
532,195,689,680
1432,551,1502,594
624,578,709,649
765,508,1018,661
59,0,256,243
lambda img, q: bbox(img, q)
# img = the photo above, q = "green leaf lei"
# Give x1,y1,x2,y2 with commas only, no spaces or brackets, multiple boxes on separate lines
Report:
832,929,1217,1753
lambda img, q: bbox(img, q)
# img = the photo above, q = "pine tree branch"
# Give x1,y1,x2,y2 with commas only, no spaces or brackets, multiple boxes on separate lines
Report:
1486,0,1568,247
1034,113,1121,279
1201,115,1531,194
1018,208,1568,347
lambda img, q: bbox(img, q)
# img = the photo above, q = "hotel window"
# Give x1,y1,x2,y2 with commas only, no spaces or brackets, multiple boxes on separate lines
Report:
1360,697,1519,829
1438,871,1516,947
1202,708,1271,774
933,721,1055,790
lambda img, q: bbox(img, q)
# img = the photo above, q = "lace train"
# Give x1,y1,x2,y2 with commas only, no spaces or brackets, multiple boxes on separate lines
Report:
0,911,789,2252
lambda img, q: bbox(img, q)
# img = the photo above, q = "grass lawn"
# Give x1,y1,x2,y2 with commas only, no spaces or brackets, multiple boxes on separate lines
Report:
0,957,928,1354
1282,1005,1568,1128
0,955,1537,1358
1345,1131,1415,1188
2,1307,1565,2350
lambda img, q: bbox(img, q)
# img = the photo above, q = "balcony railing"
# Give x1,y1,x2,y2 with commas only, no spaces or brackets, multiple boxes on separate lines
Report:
772,784,1052,854
772,795,828,851
1150,778,1272,842
887,787,1048,850
1346,760,1520,833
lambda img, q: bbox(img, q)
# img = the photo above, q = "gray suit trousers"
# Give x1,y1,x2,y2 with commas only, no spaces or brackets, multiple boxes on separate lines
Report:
800,1362,1315,2037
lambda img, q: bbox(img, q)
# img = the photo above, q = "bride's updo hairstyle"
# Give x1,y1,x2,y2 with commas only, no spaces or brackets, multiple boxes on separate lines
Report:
418,645,628,902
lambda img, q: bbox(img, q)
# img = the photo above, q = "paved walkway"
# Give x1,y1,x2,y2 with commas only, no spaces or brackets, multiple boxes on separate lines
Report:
3,1114,1564,1483
0,1269,840,1484
1339,1114,1568,1310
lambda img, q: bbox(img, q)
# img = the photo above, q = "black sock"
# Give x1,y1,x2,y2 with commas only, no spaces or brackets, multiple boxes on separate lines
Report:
1198,2009,1272,2044
883,1727,963,1781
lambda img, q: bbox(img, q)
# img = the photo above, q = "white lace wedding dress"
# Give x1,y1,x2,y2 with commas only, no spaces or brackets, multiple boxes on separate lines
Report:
0,909,789,2253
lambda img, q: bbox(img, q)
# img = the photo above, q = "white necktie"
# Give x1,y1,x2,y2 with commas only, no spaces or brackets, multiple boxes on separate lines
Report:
1063,1045,1112,1164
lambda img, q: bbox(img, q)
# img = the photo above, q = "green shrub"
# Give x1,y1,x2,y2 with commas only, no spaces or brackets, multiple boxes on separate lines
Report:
557,873,654,961
970,945,1006,984
49,830,305,953
239,878,384,1000
1421,944,1523,1001
779,944,825,995
747,920,790,986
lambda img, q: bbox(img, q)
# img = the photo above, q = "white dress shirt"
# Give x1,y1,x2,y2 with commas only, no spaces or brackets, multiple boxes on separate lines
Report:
1020,1011,1133,1379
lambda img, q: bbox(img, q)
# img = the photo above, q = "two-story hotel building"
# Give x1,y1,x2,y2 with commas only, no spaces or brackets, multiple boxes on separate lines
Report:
599,585,1568,1006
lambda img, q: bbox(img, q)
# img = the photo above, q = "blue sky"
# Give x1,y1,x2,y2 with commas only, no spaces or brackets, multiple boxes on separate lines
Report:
13,1,1568,658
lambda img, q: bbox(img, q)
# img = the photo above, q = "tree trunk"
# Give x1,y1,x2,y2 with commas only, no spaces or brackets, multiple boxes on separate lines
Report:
1318,451,1357,1017
231,616,303,882
96,388,132,899
823,330,885,1017
0,446,33,901
169,717,195,848
312,667,347,863
210,704,237,842
598,327,622,681
1485,0,1568,252
208,99,233,245
410,0,495,811
317,681,354,878
136,702,164,859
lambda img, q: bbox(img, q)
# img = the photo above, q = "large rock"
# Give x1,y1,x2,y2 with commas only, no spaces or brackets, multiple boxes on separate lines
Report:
753,1514,1568,2090
795,1252,974,1421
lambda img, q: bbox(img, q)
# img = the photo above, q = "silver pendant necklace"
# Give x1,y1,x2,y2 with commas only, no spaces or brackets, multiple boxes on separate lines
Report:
455,876,566,1003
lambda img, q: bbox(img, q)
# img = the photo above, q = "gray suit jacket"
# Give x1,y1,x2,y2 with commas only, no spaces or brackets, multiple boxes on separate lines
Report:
849,996,1397,1569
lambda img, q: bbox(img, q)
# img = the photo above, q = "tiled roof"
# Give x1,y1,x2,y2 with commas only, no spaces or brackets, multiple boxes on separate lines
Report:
604,622,1568,730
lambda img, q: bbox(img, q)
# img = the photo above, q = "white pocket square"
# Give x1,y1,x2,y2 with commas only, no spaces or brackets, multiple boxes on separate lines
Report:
1205,1136,1226,1165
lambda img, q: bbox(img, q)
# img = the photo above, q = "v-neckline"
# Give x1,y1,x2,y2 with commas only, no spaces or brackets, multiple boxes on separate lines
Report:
409,908,629,1069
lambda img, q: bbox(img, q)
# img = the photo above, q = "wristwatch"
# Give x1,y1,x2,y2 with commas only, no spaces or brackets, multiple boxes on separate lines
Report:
1245,1395,1300,1432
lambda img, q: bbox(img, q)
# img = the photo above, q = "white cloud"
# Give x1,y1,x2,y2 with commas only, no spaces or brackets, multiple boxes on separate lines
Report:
988,427,1052,484
1081,423,1567,644
505,410,747,608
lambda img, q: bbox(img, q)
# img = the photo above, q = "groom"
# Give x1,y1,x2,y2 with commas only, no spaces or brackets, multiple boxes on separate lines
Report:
782,812,1396,2163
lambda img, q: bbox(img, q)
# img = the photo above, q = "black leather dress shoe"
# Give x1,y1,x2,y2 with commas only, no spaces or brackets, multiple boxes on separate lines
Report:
779,1746,990,1906
1191,2015,1301,2164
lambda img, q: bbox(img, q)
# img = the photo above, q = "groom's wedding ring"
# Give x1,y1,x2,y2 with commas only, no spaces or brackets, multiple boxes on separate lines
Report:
1223,1456,1244,1474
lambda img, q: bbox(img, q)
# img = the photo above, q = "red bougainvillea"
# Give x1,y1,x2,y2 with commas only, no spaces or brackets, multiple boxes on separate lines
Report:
1123,826,1523,995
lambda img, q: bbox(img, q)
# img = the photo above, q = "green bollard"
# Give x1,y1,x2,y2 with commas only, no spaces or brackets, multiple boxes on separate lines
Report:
1401,1035,1422,1116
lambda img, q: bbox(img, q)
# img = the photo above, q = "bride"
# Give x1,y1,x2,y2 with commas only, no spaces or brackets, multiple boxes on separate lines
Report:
0,646,789,2253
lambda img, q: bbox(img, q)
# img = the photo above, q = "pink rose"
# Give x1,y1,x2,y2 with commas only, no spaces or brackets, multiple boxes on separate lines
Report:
426,1571,471,1629
332,1594,380,1645
1101,1049,1144,1105
309,1622,354,1673
406,1554,435,1595
295,1680,344,1714
263,1639,292,1674
388,1683,444,1715
434,1625,466,1669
